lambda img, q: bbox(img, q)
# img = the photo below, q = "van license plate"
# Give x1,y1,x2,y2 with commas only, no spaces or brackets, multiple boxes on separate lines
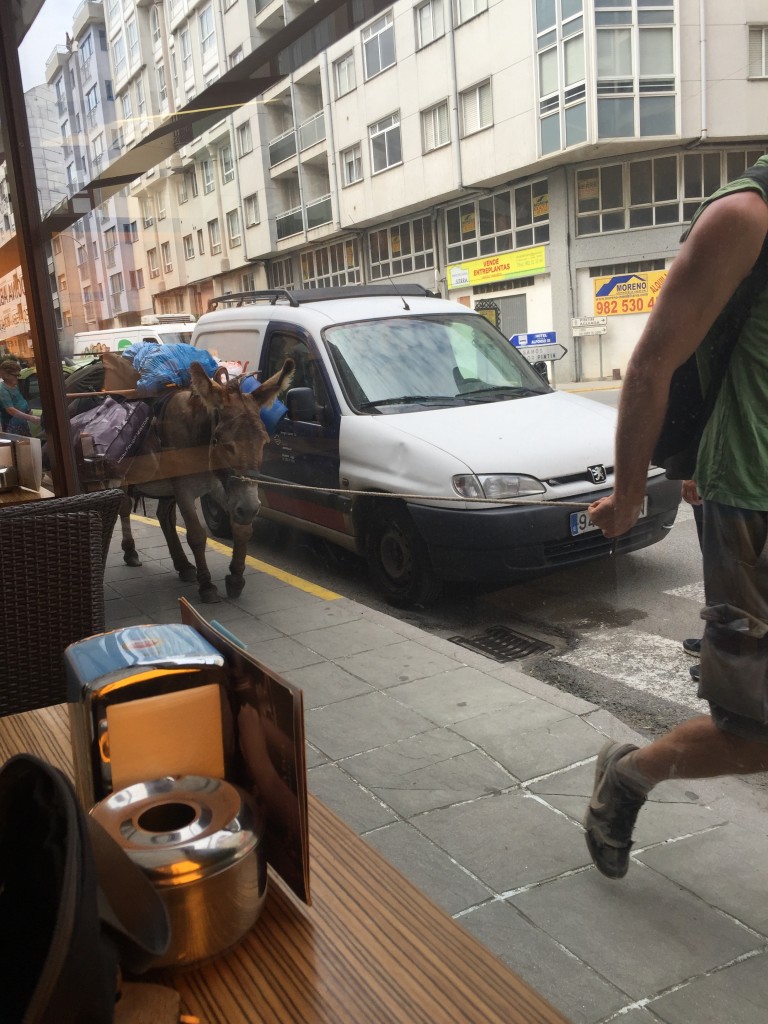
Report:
569,497,648,537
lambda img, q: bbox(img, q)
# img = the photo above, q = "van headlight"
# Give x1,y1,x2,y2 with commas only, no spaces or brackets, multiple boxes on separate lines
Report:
452,474,546,500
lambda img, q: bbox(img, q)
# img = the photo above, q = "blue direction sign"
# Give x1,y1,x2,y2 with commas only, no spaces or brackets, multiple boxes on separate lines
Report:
510,331,557,347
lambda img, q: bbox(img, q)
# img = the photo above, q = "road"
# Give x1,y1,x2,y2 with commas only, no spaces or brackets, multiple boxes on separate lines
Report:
246,494,706,742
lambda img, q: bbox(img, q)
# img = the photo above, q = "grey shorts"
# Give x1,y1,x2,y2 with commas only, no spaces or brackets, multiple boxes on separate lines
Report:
700,501,768,744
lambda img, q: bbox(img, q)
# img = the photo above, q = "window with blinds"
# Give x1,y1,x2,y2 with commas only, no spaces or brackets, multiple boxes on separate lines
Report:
422,102,450,152
460,81,492,136
749,27,768,78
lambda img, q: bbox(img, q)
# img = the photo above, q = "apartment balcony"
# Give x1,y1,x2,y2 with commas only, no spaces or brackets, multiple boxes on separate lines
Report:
80,56,93,85
86,108,100,130
72,1,103,38
105,246,116,268
276,206,303,240
306,194,332,230
111,292,123,312
299,111,325,152
269,128,297,167
254,0,286,34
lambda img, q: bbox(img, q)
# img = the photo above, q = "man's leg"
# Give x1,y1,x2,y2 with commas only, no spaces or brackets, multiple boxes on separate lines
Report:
626,714,768,786
584,717,768,879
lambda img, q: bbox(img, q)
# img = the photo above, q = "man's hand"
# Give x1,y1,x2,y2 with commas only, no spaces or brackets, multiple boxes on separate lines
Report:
587,494,644,539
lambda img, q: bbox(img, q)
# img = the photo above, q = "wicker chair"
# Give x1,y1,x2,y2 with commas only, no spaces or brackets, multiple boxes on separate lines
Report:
0,489,123,716
0,488,123,562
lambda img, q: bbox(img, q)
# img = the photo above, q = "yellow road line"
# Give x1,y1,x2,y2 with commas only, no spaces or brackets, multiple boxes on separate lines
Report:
130,513,343,601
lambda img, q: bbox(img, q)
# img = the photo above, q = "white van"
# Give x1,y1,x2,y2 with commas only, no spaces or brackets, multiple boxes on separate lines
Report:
73,315,195,356
192,285,680,606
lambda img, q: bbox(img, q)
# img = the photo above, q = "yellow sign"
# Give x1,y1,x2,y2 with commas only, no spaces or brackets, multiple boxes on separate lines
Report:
447,246,548,289
593,269,668,316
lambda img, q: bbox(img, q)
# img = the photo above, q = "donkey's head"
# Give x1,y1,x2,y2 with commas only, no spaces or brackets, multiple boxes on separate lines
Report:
189,359,295,525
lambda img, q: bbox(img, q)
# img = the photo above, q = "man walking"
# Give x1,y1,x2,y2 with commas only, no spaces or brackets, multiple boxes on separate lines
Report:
584,158,768,879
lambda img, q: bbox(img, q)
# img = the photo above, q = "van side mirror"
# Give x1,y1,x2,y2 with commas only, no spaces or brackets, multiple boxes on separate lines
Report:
532,360,549,382
287,387,317,422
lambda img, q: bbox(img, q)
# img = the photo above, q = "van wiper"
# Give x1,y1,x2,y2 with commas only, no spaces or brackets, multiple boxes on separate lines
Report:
458,384,544,399
358,395,461,410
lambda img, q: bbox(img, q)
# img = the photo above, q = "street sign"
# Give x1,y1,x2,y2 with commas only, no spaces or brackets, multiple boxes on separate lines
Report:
510,330,557,347
571,316,607,328
572,326,607,336
519,344,568,362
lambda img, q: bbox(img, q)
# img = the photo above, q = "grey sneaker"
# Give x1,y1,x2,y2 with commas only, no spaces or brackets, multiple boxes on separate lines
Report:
584,741,645,879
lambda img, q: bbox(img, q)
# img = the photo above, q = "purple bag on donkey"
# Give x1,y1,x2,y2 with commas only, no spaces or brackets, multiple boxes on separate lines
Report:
68,397,153,483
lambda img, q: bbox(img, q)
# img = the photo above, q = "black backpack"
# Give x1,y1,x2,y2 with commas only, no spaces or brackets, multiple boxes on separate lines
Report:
652,161,768,480
0,755,170,1024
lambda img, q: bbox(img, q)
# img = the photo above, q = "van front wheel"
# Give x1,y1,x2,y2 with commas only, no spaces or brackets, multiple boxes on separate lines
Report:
365,505,442,608
201,494,232,539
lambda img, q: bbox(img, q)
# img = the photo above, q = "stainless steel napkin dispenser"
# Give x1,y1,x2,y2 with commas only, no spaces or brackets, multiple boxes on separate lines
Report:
66,624,229,809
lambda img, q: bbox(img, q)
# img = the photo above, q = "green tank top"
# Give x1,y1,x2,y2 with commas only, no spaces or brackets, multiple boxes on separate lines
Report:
689,156,768,510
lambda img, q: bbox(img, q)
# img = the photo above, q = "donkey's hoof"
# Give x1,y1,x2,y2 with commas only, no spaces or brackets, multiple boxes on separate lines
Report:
177,565,197,582
123,552,142,568
225,575,245,599
199,586,221,604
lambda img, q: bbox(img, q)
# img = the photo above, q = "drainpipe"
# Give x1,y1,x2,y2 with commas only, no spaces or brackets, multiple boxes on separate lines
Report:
446,13,463,190
320,52,341,231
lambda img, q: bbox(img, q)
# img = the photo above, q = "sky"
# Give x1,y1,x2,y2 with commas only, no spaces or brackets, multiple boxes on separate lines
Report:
18,2,79,91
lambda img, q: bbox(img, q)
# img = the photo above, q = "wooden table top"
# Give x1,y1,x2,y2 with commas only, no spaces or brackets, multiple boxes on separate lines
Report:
0,485,54,506
0,706,571,1024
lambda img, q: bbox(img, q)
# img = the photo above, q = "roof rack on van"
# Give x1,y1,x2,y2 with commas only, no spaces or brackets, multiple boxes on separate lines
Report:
141,313,197,324
206,284,439,312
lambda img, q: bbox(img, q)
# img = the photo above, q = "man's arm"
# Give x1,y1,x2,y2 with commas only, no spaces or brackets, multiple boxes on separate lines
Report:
588,189,768,538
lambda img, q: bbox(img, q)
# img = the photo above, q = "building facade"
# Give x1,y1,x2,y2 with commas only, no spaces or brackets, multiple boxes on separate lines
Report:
30,0,768,376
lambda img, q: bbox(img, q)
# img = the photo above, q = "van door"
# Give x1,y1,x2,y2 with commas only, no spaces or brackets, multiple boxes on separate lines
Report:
257,324,350,539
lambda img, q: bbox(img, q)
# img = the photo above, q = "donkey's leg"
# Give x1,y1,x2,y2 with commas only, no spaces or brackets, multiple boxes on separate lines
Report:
225,522,252,598
156,496,197,582
174,491,220,602
120,491,142,567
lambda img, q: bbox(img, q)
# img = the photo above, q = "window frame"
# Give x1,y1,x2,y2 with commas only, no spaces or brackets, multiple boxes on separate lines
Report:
369,112,402,174
362,11,396,81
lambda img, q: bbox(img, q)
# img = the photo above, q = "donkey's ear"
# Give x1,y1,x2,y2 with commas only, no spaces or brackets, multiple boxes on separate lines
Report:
189,362,221,408
258,358,295,398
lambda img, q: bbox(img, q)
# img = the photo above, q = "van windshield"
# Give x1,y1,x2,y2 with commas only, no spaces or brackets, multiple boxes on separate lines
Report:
160,331,194,345
324,314,550,412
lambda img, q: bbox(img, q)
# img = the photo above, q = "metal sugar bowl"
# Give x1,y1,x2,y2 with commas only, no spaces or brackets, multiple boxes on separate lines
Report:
92,775,267,968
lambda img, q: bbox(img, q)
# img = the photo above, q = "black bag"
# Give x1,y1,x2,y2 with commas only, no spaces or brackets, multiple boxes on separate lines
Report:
0,755,169,1024
68,396,153,482
652,163,768,479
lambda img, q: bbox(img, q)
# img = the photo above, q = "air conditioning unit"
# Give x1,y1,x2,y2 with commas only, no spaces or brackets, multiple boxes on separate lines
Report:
220,259,230,273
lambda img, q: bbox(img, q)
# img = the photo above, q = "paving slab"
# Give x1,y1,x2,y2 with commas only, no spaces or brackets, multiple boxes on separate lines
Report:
648,951,768,1024
363,821,492,915
306,690,434,760
415,790,590,891
637,824,768,935
455,706,605,780
286,660,375,707
298,618,408,659
382,665,533,726
307,763,397,833
335,639,461,688
508,866,761,1000
459,899,628,1024
341,727,518,816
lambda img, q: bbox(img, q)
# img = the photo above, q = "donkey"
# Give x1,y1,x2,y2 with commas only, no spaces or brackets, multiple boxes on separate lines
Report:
117,359,294,603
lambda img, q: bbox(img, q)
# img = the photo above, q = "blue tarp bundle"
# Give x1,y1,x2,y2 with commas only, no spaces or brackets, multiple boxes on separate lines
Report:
123,342,219,395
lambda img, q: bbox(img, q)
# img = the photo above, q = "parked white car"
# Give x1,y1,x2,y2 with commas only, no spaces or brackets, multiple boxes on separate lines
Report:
192,285,680,606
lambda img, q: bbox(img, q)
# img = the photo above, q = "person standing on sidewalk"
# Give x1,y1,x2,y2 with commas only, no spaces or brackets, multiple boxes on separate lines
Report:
583,160,768,879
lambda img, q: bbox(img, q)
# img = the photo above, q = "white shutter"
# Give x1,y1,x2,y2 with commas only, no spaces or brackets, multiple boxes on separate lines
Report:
749,27,768,77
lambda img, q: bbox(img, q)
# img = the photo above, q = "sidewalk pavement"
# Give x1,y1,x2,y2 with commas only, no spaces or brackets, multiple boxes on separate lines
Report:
104,515,768,1024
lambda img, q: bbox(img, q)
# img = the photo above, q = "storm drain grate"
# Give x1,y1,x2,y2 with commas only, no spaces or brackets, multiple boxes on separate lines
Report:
448,625,553,663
